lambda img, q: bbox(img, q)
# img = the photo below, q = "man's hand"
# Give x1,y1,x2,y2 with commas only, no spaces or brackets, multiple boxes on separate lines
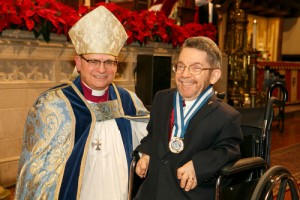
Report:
135,154,150,178
177,160,197,191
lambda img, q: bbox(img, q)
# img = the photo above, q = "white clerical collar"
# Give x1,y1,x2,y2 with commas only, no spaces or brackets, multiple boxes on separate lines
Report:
92,89,106,96
82,82,107,97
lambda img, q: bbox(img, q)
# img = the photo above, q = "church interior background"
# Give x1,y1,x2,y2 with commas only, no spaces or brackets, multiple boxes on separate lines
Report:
1,0,300,191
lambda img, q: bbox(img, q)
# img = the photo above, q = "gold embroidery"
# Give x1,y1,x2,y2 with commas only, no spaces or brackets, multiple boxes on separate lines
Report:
18,88,74,199
90,100,122,121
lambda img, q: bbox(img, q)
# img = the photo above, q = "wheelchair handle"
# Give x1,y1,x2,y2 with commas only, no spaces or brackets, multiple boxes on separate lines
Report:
128,151,140,200
267,81,288,102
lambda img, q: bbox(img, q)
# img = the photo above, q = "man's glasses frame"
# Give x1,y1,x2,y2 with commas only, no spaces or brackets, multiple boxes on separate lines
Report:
172,63,218,75
80,55,118,70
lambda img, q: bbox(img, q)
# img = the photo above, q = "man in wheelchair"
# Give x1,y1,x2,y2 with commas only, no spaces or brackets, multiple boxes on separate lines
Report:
132,36,244,200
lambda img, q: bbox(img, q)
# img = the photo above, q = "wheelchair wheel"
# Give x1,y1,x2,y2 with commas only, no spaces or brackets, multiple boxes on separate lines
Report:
251,165,300,200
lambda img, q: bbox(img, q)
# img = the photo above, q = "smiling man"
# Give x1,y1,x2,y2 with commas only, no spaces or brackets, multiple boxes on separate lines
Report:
134,36,243,200
15,6,149,200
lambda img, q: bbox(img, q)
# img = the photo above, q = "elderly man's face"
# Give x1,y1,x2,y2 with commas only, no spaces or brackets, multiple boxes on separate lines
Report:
175,47,220,101
75,53,117,90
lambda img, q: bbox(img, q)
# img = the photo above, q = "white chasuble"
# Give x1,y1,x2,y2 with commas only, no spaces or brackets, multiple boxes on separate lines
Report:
80,120,128,200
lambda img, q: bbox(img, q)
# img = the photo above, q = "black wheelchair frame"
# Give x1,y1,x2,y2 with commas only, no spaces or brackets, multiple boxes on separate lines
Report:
128,82,300,200
216,82,299,200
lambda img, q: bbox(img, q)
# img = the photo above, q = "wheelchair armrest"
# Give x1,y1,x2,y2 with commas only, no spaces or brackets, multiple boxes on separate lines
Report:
220,157,266,176
215,157,267,200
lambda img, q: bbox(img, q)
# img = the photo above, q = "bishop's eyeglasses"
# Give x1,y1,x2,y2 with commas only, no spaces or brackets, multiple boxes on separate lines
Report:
172,63,218,75
81,56,118,69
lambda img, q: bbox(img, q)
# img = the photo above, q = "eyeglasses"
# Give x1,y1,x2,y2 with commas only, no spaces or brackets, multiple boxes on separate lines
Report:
81,56,118,69
172,63,218,75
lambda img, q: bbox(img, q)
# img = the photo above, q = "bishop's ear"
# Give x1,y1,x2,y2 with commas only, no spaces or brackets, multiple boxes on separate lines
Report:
75,55,82,72
209,69,221,85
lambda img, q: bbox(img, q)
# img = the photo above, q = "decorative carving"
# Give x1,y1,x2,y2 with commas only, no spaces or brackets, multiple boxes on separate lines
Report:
0,32,179,88
59,60,77,82
0,60,53,82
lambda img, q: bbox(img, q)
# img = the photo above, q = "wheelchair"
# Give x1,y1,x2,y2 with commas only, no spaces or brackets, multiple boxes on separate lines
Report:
128,84,300,200
267,81,288,133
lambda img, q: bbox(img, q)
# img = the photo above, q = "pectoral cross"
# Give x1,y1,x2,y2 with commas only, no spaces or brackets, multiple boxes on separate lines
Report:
92,138,101,150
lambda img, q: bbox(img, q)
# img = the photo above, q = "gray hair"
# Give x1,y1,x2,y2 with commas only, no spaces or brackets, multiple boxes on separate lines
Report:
182,36,222,69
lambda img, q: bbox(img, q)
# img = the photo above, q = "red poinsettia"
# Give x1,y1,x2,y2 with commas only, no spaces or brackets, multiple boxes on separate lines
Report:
0,0,217,46
0,0,80,41
183,23,217,41
0,1,22,31
96,2,217,47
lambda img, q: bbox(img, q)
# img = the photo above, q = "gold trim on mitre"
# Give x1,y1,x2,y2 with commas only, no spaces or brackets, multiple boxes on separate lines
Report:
68,6,128,56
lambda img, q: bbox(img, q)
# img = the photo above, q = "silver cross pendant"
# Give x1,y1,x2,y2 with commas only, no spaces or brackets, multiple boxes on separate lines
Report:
92,138,101,150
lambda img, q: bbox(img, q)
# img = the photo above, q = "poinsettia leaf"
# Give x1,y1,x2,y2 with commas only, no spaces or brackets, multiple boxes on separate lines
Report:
8,15,22,25
25,19,35,30
78,6,89,15
25,10,36,18
21,0,35,10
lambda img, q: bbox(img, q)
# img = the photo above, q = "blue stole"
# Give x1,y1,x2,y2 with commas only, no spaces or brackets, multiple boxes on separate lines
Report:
59,77,137,200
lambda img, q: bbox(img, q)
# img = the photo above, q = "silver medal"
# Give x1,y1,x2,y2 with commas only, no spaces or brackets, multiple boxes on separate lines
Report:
169,137,184,153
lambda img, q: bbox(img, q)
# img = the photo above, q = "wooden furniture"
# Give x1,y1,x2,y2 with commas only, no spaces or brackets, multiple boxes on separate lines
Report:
257,61,300,105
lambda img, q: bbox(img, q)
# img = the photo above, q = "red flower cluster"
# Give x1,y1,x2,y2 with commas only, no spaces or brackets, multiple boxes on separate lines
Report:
0,0,217,47
0,0,80,41
96,2,217,47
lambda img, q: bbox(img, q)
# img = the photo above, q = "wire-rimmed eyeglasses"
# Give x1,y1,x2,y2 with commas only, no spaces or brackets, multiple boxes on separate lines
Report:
172,63,218,75
81,56,118,69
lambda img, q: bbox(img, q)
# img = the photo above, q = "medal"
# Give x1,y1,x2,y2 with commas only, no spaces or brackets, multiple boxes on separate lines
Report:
169,137,184,153
169,86,214,154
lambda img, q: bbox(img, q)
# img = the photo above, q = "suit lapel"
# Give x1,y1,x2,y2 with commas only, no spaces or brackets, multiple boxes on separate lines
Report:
161,90,175,147
186,96,219,133
154,89,176,156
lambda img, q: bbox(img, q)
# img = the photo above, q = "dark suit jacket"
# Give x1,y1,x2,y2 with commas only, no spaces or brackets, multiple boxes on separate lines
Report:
135,88,243,200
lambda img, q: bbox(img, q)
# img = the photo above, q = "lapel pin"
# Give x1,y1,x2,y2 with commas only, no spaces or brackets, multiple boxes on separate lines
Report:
208,101,213,105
